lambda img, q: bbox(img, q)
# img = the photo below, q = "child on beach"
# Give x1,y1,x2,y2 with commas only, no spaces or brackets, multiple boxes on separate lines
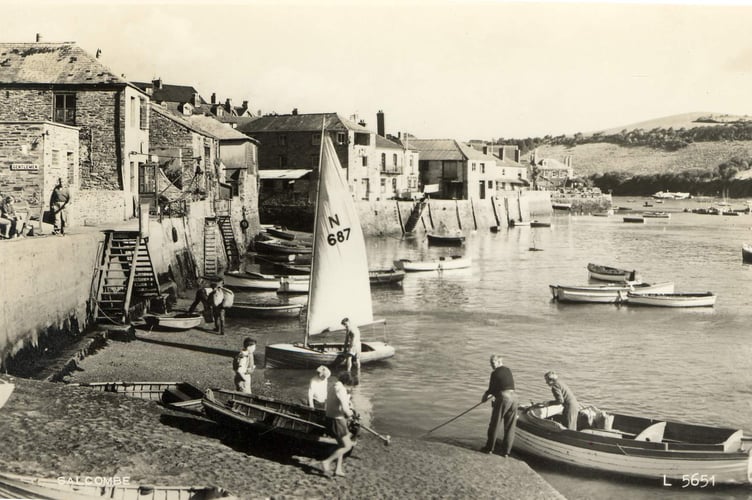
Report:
234,338,256,394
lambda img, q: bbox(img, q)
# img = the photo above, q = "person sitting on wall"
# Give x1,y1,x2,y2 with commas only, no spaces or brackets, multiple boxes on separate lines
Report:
0,196,22,239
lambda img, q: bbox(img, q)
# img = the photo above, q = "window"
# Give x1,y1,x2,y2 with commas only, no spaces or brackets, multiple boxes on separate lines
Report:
409,156,413,167
140,98,148,129
502,169,506,176
312,133,320,146
392,154,398,166
311,154,319,168
337,132,347,145
380,178,386,193
130,97,137,127
54,93,76,125
279,155,288,168
380,153,386,168
392,178,397,189
67,152,75,185
52,150,60,167
362,156,368,167
278,135,287,146
480,163,485,174
488,180,493,188
471,162,476,172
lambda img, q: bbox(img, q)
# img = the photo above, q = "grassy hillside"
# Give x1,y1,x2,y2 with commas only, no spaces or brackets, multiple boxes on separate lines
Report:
533,140,752,178
593,112,751,136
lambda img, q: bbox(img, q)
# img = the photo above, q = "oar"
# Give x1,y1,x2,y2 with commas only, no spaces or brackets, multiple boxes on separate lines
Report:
359,422,391,446
422,400,488,437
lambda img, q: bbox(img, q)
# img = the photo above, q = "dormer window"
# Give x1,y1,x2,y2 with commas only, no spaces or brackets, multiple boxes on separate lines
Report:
54,93,76,125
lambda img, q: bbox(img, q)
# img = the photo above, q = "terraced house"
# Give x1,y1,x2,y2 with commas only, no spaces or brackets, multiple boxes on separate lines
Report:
0,39,150,226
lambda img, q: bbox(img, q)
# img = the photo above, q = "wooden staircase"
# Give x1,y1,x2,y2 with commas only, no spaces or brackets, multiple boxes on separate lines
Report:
403,200,427,233
94,231,160,324
217,215,240,271
204,218,220,278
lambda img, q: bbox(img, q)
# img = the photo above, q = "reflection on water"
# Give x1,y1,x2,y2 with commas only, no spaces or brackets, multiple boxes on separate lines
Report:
232,204,752,499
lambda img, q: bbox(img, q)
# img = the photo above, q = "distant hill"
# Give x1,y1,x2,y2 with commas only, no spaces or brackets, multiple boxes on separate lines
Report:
534,140,752,178
594,112,752,136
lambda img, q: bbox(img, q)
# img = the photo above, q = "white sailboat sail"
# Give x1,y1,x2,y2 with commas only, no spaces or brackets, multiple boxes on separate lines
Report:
306,135,373,337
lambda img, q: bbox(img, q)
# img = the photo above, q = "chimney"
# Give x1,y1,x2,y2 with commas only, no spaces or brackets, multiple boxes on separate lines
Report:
211,93,216,104
358,119,367,127
95,48,101,59
500,147,505,161
377,110,385,137
152,78,162,90
242,100,248,109
292,108,298,115
482,146,488,155
225,98,232,111
193,92,201,107
36,33,42,42
515,149,521,163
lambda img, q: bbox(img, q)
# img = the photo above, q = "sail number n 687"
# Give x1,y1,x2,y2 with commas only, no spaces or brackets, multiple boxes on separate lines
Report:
327,228,351,246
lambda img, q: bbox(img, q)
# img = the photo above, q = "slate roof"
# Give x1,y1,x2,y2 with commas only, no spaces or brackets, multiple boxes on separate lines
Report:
236,113,373,134
132,81,207,105
185,114,258,143
151,104,219,140
457,142,499,164
0,42,134,87
407,139,465,161
375,135,404,150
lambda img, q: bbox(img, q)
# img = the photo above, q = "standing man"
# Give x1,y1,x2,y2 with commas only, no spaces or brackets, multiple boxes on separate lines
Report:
341,317,361,372
234,337,256,393
209,280,226,335
188,282,214,323
544,371,579,430
320,372,357,477
49,177,71,235
481,354,517,456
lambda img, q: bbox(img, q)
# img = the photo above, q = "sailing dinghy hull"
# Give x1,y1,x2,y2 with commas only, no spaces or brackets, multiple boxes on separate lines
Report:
265,341,395,369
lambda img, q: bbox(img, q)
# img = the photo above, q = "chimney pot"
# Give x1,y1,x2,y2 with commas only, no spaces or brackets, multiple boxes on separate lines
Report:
193,92,201,107
36,33,42,42
211,93,216,104
152,78,162,90
225,98,232,110
242,100,248,108
377,110,385,137
292,108,298,115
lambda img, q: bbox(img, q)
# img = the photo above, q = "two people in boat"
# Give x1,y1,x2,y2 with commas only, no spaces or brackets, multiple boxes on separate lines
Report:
320,371,359,477
234,337,256,394
544,371,579,430
481,354,517,456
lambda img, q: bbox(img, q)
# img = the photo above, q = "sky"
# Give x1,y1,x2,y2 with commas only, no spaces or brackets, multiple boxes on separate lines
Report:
5,1,752,141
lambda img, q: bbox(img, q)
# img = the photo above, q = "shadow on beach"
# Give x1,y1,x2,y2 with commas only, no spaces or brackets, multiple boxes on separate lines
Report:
134,335,237,358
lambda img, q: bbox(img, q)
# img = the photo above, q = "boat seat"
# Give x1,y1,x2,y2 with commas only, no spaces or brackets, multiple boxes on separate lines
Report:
634,421,666,442
580,428,624,439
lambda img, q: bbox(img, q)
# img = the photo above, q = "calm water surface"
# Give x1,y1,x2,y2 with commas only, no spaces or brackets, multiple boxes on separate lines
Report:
233,197,752,499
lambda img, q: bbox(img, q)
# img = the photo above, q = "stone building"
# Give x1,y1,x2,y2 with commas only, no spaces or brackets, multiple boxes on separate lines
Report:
529,150,574,190
0,40,150,226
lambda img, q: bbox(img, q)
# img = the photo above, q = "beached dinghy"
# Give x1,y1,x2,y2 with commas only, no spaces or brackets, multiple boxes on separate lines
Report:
393,255,472,272
68,381,205,414
228,302,304,318
587,263,638,282
264,135,395,369
143,312,203,331
0,471,232,499
550,282,674,304
514,402,752,485
626,291,717,308
202,388,336,447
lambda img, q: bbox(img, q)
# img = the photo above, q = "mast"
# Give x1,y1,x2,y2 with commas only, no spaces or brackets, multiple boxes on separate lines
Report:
304,116,327,347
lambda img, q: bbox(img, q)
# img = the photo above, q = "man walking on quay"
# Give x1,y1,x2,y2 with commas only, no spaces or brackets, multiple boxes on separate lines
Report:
481,354,517,456
49,177,71,235
234,337,256,394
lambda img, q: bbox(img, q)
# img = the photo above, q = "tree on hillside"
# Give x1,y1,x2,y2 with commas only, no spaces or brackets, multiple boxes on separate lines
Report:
717,157,751,199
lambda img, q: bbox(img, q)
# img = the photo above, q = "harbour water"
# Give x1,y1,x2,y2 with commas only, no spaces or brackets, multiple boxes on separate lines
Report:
234,197,752,499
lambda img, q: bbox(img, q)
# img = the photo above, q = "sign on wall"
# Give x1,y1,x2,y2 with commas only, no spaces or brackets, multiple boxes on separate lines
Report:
10,163,39,171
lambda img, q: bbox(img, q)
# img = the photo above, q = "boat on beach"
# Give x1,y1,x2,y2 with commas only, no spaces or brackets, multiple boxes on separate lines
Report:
143,312,203,331
223,271,281,291
277,275,310,294
587,263,638,282
393,255,472,272
68,381,205,414
626,291,717,308
202,388,336,447
227,302,304,317
369,268,406,286
550,282,675,304
0,380,14,410
743,243,752,263
0,471,232,500
264,135,395,369
514,402,752,485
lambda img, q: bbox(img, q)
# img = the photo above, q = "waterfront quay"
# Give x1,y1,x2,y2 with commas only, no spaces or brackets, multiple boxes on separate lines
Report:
0,313,564,500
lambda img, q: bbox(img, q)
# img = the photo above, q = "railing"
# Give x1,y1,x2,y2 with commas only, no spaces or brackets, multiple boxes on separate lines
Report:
380,165,403,174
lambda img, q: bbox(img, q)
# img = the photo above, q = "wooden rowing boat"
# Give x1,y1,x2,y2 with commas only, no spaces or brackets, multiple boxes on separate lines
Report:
426,232,465,246
68,381,205,414
514,402,752,485
642,211,671,219
530,220,551,228
265,337,395,369
265,226,312,242
626,291,717,308
227,302,304,317
223,271,280,291
393,255,472,272
369,268,406,286
623,216,645,223
742,243,752,264
143,313,203,331
587,263,638,283
0,471,231,499
202,388,337,446
277,276,310,294
550,282,675,304
254,238,312,256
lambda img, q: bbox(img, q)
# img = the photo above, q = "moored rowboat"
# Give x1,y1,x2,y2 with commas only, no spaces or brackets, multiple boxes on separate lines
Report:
426,232,465,246
224,271,281,291
393,256,472,272
228,302,304,317
587,263,638,282
514,402,752,485
369,268,406,285
742,243,752,264
626,291,717,307
550,282,675,303
623,216,645,223
143,313,202,331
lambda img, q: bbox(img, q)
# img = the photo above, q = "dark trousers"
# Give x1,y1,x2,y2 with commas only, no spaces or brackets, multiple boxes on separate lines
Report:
486,391,518,454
